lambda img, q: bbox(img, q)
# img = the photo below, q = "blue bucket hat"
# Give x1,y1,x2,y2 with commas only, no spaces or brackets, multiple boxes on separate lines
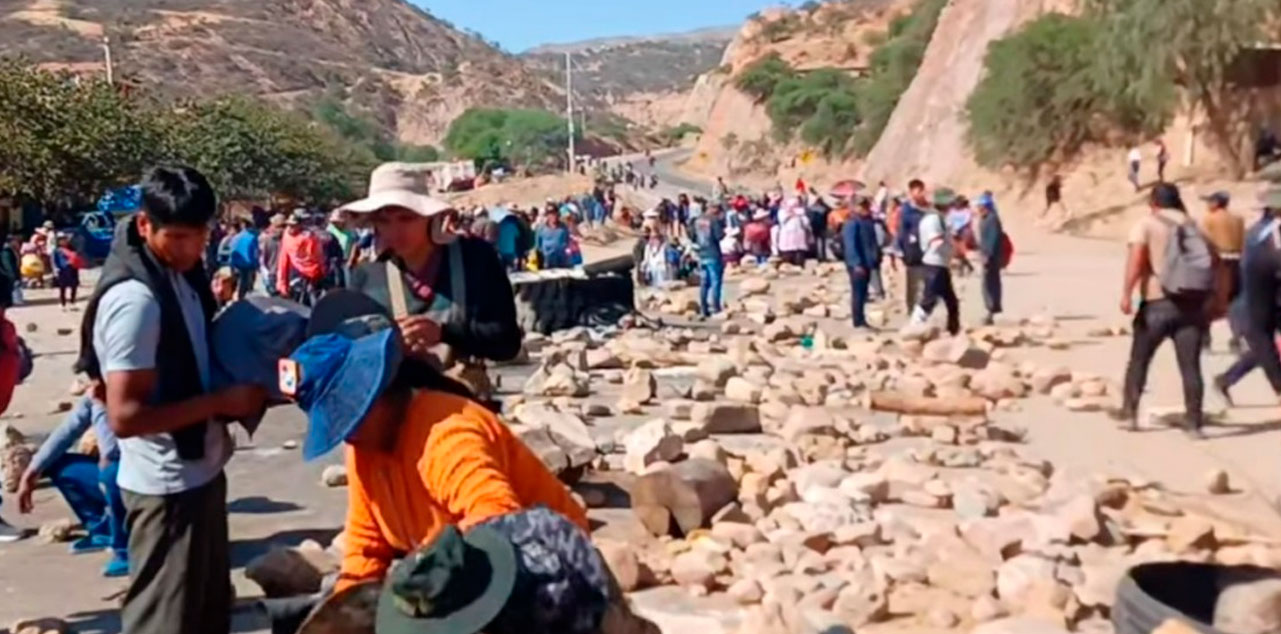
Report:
287,327,403,461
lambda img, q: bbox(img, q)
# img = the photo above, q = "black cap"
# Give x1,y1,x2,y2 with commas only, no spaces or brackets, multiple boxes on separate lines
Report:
1151,183,1185,211
1201,191,1230,207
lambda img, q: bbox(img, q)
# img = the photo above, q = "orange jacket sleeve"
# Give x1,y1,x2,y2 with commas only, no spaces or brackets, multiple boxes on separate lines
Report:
419,415,524,532
276,236,292,297
335,454,397,593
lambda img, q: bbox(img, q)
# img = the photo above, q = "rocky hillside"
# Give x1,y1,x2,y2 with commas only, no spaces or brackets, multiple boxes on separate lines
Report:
0,0,562,146
522,28,735,130
681,0,910,180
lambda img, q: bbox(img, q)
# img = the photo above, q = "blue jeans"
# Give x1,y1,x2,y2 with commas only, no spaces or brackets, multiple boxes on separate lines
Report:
48,455,127,557
849,267,871,327
699,260,724,316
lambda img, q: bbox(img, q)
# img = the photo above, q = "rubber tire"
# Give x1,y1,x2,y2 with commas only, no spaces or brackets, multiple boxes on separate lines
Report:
1112,562,1239,634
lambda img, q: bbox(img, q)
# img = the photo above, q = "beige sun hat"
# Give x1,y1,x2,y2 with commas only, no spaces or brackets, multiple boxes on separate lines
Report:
338,162,455,218
1257,185,1281,209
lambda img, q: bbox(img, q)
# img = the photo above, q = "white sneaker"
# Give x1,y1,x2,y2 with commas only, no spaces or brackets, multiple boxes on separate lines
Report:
0,519,23,543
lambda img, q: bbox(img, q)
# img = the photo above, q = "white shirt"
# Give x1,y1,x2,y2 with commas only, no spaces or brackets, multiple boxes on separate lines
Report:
919,213,953,267
1128,148,1142,164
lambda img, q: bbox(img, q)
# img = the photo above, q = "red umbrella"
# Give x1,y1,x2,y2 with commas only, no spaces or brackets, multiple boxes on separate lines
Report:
829,179,865,198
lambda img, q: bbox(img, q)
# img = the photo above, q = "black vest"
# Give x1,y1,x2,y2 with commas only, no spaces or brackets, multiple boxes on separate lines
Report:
77,218,216,460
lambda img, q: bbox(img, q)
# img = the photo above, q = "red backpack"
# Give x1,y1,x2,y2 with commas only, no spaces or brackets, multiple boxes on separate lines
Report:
1000,233,1015,269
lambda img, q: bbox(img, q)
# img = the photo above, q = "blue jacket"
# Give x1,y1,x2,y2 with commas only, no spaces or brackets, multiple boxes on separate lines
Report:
230,229,260,271
843,215,882,272
897,201,926,256
978,212,1004,262
693,216,725,263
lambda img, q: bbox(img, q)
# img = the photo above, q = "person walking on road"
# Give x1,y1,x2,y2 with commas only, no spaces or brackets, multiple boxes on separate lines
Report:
909,188,961,335
692,207,726,318
976,192,1006,325
897,180,929,312
1114,183,1215,437
843,196,882,329
1199,191,1245,347
1214,188,1281,406
227,220,259,300
1127,146,1143,192
1156,139,1170,183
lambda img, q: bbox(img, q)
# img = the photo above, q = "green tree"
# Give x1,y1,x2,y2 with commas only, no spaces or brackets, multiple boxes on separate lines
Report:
1090,0,1272,174
443,108,570,168
734,53,793,102
966,14,1112,168
0,59,163,203
162,96,366,202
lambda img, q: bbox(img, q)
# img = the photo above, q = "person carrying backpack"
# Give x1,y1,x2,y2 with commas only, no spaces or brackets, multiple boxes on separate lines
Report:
975,192,1009,325
1114,183,1217,438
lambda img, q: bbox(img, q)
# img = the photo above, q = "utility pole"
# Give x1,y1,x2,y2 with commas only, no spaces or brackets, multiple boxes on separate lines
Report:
566,51,575,173
102,35,115,86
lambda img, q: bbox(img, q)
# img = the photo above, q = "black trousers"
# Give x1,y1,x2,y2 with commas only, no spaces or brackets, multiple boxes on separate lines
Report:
982,263,1002,315
918,265,960,335
904,265,925,313
122,474,231,634
1122,299,1206,426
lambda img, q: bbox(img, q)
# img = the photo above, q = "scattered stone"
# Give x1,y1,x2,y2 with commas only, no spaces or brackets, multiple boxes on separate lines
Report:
686,439,726,464
1205,469,1232,495
741,278,771,297
997,554,1058,606
728,578,765,605
2,442,32,493
662,399,695,421
320,465,348,487
23,323,36,333
926,607,960,628
1166,516,1216,552
37,519,75,544
780,406,838,442
48,402,72,414
832,569,888,627
596,538,643,592
971,595,1007,622
698,359,739,387
953,480,1003,519
585,348,622,370
281,439,298,450
622,367,658,404
690,403,761,434
623,420,684,474
245,544,338,598
724,377,762,404
670,549,727,589
972,617,1070,634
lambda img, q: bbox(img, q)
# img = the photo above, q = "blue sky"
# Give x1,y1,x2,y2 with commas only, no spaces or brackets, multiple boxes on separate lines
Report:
413,1,788,52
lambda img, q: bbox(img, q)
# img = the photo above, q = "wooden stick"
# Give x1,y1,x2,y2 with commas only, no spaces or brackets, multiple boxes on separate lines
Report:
631,459,737,537
865,391,989,417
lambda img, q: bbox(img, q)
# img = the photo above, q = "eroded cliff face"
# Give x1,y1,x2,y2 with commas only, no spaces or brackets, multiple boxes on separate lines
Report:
679,1,909,180
860,0,1074,186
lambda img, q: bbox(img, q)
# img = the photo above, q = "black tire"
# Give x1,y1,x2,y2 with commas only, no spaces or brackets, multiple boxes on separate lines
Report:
1113,562,1246,634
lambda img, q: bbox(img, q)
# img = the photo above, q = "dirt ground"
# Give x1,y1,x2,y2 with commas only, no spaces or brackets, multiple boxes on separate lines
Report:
2,174,1281,633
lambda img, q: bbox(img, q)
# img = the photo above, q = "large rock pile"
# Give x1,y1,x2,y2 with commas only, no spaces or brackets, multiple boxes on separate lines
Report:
503,262,1262,633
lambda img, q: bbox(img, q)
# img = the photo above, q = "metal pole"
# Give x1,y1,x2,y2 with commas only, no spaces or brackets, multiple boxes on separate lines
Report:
566,52,575,173
103,35,114,85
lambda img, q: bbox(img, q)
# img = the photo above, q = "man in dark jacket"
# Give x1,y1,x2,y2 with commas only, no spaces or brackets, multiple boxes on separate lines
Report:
807,194,831,262
1214,188,1281,406
897,179,929,312
843,197,882,329
976,192,1006,325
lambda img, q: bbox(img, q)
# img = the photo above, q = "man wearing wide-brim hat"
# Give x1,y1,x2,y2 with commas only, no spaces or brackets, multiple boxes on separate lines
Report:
338,163,521,402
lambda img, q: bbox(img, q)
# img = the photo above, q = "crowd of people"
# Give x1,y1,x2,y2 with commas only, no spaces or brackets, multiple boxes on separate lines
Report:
0,151,1275,633
626,180,1012,328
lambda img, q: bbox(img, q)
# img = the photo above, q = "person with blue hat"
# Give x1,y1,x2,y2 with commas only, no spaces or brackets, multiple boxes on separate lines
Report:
975,191,1009,326
283,291,588,599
